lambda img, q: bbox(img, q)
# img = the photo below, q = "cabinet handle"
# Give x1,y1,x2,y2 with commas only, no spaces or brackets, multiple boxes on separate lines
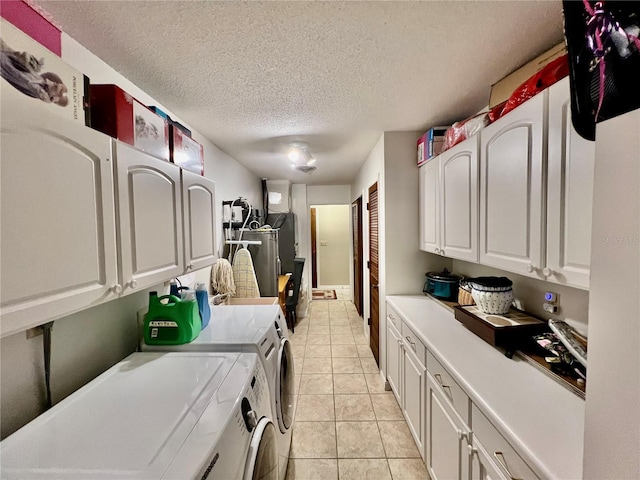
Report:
542,267,554,277
440,249,445,256
128,279,138,289
405,336,416,350
467,444,477,457
110,284,123,294
186,263,194,270
434,373,443,384
526,264,535,273
493,452,523,480
457,429,467,441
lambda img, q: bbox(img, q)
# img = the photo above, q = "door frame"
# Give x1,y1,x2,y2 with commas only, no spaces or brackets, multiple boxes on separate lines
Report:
352,197,363,316
310,207,317,288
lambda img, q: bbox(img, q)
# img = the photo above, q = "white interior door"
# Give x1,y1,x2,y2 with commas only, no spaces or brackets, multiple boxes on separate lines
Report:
0,112,118,336
115,142,184,293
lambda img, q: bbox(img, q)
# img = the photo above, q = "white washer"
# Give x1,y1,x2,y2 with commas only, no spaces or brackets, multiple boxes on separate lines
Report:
1,351,276,479
141,304,296,480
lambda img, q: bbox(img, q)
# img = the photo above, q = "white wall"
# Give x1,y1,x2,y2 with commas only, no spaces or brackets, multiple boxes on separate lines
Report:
583,109,640,479
307,185,351,205
291,184,311,304
0,31,261,439
314,205,351,286
351,134,385,341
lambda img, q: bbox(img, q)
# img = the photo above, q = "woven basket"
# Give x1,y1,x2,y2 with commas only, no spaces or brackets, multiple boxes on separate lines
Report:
458,285,475,306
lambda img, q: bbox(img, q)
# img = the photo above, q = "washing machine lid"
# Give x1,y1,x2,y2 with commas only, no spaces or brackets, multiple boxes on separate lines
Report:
207,305,282,336
0,352,245,479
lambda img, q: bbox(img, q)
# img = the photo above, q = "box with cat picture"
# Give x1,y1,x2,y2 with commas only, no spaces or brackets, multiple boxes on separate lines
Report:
89,84,170,161
0,18,90,125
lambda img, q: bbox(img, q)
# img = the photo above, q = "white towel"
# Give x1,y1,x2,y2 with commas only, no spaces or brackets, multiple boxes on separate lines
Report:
232,248,260,298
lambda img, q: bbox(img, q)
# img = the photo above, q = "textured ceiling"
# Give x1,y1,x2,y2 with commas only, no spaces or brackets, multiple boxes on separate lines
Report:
37,1,564,185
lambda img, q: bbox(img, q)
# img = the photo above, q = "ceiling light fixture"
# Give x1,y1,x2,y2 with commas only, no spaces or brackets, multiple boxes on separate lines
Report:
287,142,315,167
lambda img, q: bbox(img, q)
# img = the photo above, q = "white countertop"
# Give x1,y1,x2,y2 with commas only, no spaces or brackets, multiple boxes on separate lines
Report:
387,295,584,480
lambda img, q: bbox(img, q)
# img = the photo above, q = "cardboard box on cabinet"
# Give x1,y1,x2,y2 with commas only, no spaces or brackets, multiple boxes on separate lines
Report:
0,18,90,125
90,84,170,161
417,126,448,166
489,42,567,108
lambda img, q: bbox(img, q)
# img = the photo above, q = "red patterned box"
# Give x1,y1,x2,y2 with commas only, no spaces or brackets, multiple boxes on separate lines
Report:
170,125,204,175
90,84,169,161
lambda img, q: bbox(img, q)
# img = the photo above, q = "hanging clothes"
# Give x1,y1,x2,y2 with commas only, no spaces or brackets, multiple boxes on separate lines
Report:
232,247,260,298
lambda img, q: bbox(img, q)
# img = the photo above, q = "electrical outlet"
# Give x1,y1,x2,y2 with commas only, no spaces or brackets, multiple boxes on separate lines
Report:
543,302,558,313
544,291,558,303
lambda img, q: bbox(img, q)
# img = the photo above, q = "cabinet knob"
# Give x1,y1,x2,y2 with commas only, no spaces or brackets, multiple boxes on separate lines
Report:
526,264,535,273
110,284,123,294
457,429,468,441
467,444,477,456
440,249,445,256
543,267,554,277
128,279,138,289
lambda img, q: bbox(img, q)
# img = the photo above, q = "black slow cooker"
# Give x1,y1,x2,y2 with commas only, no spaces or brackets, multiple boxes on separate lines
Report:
423,269,462,301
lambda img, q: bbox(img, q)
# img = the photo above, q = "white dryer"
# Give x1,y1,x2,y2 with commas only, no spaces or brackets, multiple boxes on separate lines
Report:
0,351,277,479
141,304,296,480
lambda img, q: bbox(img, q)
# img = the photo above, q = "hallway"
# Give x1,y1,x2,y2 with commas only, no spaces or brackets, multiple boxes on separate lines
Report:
286,293,429,479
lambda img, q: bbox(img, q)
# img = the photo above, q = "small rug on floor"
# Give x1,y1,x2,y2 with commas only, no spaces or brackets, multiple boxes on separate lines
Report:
312,289,337,300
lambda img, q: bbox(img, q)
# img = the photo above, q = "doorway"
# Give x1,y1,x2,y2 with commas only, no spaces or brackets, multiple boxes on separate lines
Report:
368,182,380,365
310,205,351,291
352,197,363,316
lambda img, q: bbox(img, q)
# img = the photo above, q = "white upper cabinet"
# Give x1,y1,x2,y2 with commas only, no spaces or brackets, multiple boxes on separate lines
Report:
546,78,595,289
114,142,184,293
0,109,118,337
440,137,479,262
479,91,546,279
182,171,217,272
420,159,440,253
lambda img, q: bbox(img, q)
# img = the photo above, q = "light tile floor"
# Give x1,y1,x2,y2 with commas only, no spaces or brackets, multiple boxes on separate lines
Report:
286,298,430,480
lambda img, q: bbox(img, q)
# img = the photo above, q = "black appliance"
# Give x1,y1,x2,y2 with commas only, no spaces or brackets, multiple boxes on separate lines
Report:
266,213,297,275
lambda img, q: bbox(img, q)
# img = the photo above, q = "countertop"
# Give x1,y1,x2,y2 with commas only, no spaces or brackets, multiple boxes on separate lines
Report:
386,295,584,480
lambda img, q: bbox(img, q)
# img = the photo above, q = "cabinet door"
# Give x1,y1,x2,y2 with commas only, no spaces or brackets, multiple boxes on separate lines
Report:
1,113,118,337
386,322,402,400
427,374,470,480
182,171,217,272
402,343,426,458
115,142,184,293
546,78,595,289
440,137,479,262
479,92,546,278
420,160,440,253
470,438,509,480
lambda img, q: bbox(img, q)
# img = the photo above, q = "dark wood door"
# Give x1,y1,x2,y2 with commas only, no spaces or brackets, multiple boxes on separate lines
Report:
310,207,318,288
368,183,380,365
352,197,363,316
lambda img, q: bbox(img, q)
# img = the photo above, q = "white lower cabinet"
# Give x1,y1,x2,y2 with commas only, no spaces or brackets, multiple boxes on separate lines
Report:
401,339,426,455
426,372,470,480
470,436,508,480
386,320,402,399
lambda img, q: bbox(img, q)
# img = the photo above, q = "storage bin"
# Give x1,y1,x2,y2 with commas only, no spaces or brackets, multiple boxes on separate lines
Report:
90,84,169,161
